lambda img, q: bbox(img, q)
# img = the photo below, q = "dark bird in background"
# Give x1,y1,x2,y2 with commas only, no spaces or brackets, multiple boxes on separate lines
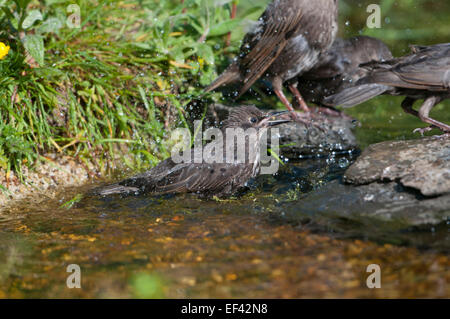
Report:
325,43,450,133
94,106,291,198
203,0,339,119
296,36,393,113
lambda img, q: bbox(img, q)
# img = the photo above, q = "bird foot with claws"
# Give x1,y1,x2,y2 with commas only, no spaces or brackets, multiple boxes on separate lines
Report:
313,107,354,121
413,126,434,136
293,112,327,132
413,124,450,136
278,111,325,132
312,107,341,117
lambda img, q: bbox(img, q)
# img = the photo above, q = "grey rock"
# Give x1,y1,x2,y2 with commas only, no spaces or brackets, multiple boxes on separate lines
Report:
273,137,450,232
344,137,450,197
206,104,358,158
278,118,357,158
291,180,449,226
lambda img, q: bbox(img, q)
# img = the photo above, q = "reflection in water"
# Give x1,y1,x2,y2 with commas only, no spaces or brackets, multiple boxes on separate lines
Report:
0,156,448,298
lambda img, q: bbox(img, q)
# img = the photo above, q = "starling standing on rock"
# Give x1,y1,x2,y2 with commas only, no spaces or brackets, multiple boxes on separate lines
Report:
204,0,339,118
94,106,291,198
325,43,450,133
296,36,393,111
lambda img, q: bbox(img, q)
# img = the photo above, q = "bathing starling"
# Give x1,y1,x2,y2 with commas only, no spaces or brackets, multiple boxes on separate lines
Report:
325,43,450,133
204,0,339,117
95,106,291,198
296,36,393,109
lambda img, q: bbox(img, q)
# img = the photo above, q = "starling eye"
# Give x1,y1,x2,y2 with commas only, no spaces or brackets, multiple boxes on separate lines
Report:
250,117,258,123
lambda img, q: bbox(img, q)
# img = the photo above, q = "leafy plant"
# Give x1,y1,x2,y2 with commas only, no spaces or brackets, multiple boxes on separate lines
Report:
0,0,260,181
0,123,37,175
2,1,41,66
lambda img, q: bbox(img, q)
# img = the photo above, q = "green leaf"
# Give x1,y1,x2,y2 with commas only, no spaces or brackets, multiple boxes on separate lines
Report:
195,43,214,65
208,18,243,37
240,6,264,19
60,194,83,210
132,42,153,50
45,0,69,5
22,9,43,29
23,34,45,66
1,6,15,21
38,17,64,34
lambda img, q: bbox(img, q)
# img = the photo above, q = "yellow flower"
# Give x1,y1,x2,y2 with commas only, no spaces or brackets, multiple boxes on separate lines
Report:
198,57,205,68
0,42,10,60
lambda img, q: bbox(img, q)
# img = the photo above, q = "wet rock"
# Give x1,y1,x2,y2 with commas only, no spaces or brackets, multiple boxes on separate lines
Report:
206,104,358,158
269,138,449,235
284,136,450,228
277,119,357,158
271,178,449,251
289,180,449,226
344,137,450,197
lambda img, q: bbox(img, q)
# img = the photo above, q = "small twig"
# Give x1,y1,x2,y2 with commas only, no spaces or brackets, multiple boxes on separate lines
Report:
197,7,210,43
181,0,187,14
226,1,237,48
10,85,17,105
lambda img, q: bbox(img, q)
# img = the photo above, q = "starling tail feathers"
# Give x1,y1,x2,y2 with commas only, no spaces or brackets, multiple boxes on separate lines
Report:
324,83,391,108
93,184,140,196
203,62,241,94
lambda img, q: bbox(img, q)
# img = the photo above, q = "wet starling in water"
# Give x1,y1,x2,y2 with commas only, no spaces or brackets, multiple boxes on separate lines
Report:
296,36,393,110
325,43,450,133
204,0,339,118
95,106,291,198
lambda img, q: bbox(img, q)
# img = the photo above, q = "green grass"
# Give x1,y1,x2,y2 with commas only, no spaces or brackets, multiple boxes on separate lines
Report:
0,0,261,178
0,0,449,180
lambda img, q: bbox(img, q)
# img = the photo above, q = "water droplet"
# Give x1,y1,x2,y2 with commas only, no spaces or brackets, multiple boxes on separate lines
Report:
338,158,349,168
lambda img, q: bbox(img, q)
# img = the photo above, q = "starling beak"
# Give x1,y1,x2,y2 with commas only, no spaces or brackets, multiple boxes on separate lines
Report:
94,106,292,198
204,0,339,119
325,42,450,133
296,36,393,111
260,110,291,127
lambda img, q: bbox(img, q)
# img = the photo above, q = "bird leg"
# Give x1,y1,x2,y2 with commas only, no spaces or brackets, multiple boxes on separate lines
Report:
402,97,450,134
288,83,310,112
273,87,300,118
401,98,434,135
316,104,346,117
289,83,344,118
417,96,450,132
273,87,324,130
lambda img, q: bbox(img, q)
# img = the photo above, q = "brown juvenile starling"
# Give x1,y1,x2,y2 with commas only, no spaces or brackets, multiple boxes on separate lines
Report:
204,0,339,117
296,36,393,109
95,106,290,198
325,43,450,133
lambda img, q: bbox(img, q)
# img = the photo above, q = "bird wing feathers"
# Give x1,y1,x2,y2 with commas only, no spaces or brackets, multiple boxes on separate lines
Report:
361,45,450,91
324,83,391,108
237,6,304,96
154,162,252,196
326,43,450,107
109,162,251,197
